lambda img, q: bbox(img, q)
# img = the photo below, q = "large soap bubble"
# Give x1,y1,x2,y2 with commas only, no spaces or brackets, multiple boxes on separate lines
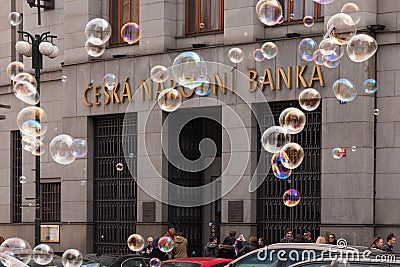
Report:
364,79,378,94
298,38,317,61
150,65,169,83
298,88,321,111
332,78,356,102
261,126,291,153
327,13,357,45
158,88,181,112
271,152,292,179
62,249,83,267
127,234,145,252
71,139,88,158
85,37,105,57
257,0,283,26
228,48,244,63
341,3,361,25
158,236,174,253
283,189,301,207
172,51,207,89
121,22,140,44
17,107,47,137
33,244,54,265
7,61,24,81
261,42,278,59
103,73,117,90
85,18,112,43
50,134,76,165
0,237,32,265
282,108,306,134
319,38,337,56
280,142,304,169
347,34,378,63
9,12,22,26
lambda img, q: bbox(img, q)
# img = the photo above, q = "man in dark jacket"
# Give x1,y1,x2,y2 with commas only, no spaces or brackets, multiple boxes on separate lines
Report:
218,236,236,259
280,229,294,243
382,233,396,253
204,237,219,257
238,236,258,256
303,231,314,243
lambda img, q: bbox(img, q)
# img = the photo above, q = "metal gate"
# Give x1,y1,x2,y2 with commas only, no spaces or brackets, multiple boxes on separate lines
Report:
256,101,321,243
93,113,137,254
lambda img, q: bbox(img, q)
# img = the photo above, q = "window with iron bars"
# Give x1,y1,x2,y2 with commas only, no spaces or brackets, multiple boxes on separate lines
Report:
11,130,22,223
41,183,61,222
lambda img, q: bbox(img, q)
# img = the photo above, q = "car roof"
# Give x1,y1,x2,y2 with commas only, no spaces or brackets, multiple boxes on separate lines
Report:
165,258,232,263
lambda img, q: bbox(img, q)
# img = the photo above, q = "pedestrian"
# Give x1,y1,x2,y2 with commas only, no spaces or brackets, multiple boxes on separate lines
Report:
327,234,337,245
164,225,176,238
303,231,314,243
294,234,304,243
217,236,236,259
382,233,396,253
280,229,294,243
316,236,326,244
141,236,154,256
149,237,170,261
370,237,384,250
173,232,188,259
238,236,258,256
204,237,219,257
258,237,267,248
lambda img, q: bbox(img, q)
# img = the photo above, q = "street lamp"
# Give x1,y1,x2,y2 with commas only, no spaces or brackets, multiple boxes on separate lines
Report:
16,30,58,246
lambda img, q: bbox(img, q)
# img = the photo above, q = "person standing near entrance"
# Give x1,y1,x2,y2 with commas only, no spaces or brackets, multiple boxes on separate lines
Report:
204,237,219,257
280,229,294,243
173,232,188,259
382,233,396,253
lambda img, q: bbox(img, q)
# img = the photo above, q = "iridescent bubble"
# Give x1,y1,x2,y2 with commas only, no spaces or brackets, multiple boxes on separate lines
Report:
33,244,54,265
19,176,27,184
116,163,124,171
158,236,174,253
347,34,378,63
298,88,321,111
228,48,244,63
13,73,40,105
81,180,86,186
280,142,304,169
172,51,207,89
283,189,301,207
261,42,278,59
13,72,37,87
199,23,205,29
253,49,265,62
283,108,306,134
0,237,32,265
17,107,47,137
261,126,291,153
303,16,314,27
313,49,324,65
128,153,135,158
327,13,357,45
85,18,112,43
61,75,68,83
8,12,22,26
31,140,45,156
22,135,37,152
194,77,211,97
13,81,36,98
49,134,76,165
319,38,337,55
332,147,345,159
71,139,88,158
121,22,140,44
259,77,265,83
331,258,350,267
271,152,292,179
298,38,317,61
351,146,357,152
341,3,361,25
257,0,283,26
127,234,145,252
150,258,161,267
279,107,297,127
374,109,380,116
364,79,378,94
62,249,83,267
150,65,169,83
85,37,105,57
103,73,117,90
332,78,356,102
7,61,24,81
323,51,341,68
313,0,335,4
158,88,181,112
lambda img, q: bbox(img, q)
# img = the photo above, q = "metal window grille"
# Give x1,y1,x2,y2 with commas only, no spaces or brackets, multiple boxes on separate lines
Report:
11,131,22,223
93,113,137,254
256,101,321,243
41,183,61,222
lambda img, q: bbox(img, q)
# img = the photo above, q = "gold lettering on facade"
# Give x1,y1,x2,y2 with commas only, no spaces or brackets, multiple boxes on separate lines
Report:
248,70,258,92
83,83,93,107
102,86,111,105
179,86,195,98
277,67,291,89
214,73,227,94
169,78,177,89
155,82,165,100
94,86,102,106
121,77,132,103
111,83,121,103
230,67,235,93
261,68,274,91
309,64,324,87
296,65,308,88
140,80,152,101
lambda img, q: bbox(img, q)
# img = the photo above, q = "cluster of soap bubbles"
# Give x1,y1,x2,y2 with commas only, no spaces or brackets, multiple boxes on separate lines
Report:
50,134,88,165
17,107,47,156
7,62,41,105
84,18,112,57
253,42,278,62
126,234,174,254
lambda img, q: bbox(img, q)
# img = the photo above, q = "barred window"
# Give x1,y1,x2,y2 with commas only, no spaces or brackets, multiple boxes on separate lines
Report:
41,183,61,222
110,0,139,45
278,0,323,22
186,0,224,35
11,131,22,223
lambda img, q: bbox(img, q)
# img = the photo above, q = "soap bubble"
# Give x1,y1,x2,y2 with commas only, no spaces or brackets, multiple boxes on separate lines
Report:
0,237,32,264
271,152,292,179
351,146,357,152
85,37,105,57
194,77,211,96
13,73,37,87
280,142,304,169
319,38,337,55
62,249,83,267
257,0,283,26
127,234,145,252
158,236,174,253
279,107,297,127
341,3,361,25
49,134,76,165
290,13,295,20
33,244,54,265
71,139,88,158
298,38,317,61
172,51,207,89
332,147,345,159
298,88,321,111
150,258,161,267
303,16,314,27
13,81,37,98
81,180,86,186
253,49,265,62
199,23,205,29
150,65,169,83
31,140,45,156
19,176,27,184
364,79,378,94
121,22,140,44
85,18,112,43
282,108,306,134
228,48,244,63
13,73,40,105
8,12,22,26
347,34,378,63
332,78,356,102
327,13,357,45
261,126,291,153
283,189,301,207
116,163,124,171
158,88,181,112
7,61,24,81
323,51,341,68
22,135,36,152
61,75,68,83
103,73,117,90
259,77,265,83
374,109,380,116
17,107,47,137
313,49,324,65
261,42,278,59
313,0,335,4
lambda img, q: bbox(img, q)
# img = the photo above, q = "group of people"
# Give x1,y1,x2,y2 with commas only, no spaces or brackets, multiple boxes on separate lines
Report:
279,229,338,244
370,233,396,253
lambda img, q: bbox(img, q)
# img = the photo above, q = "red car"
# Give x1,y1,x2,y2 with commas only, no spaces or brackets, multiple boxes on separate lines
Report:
162,258,233,267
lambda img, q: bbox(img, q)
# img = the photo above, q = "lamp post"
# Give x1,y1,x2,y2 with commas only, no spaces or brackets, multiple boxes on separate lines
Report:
16,30,58,246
